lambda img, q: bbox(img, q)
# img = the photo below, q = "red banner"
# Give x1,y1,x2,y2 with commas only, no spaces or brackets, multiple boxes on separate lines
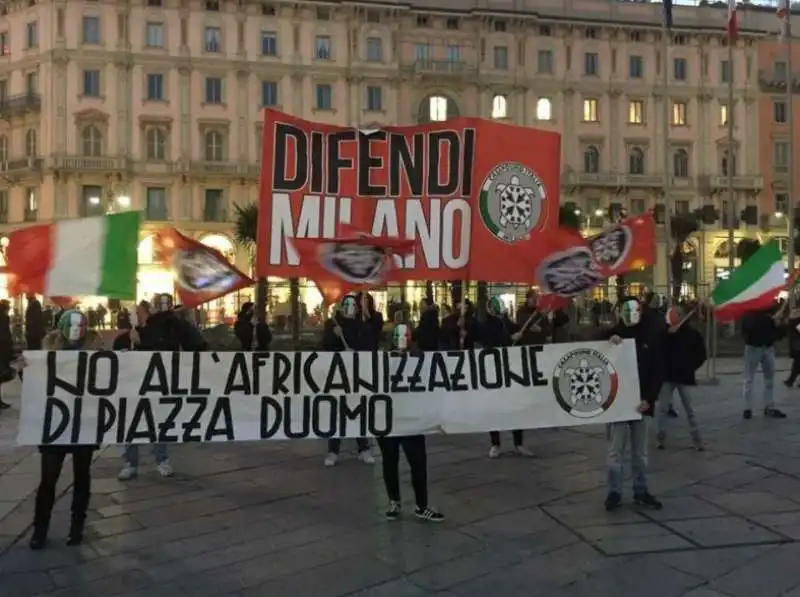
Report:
153,229,253,309
256,109,561,283
587,212,657,277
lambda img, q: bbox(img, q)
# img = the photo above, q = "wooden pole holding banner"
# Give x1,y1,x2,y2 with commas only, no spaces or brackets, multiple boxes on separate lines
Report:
459,279,468,349
512,311,544,346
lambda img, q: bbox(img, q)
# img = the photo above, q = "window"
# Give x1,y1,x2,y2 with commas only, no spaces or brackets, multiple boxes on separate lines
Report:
81,125,103,156
584,146,600,173
366,37,382,62
0,135,8,162
146,73,164,101
776,193,789,214
0,190,8,223
146,187,168,220
26,21,37,49
775,60,788,82
416,15,428,27
539,25,551,36
628,100,644,124
446,18,459,30
719,102,729,126
25,188,38,221
774,141,789,172
675,200,690,215
204,27,221,52
0,80,7,102
493,46,508,70
428,95,447,121
672,101,687,126
366,86,382,111
585,27,597,39
25,128,36,157
630,198,646,215
721,60,731,83
317,7,331,20
629,55,643,78
315,35,331,60
774,101,787,124
0,32,7,56
145,127,166,160
148,0,163,6
82,70,101,97
145,22,164,48
261,81,278,107
204,130,224,161
82,16,100,44
491,94,507,119
628,147,645,175
536,97,552,121
81,185,104,218
629,31,641,42
204,77,223,104
367,10,380,23
673,58,687,81
537,50,553,74
316,83,332,109
673,149,689,177
260,31,277,56
206,0,220,10
494,20,506,32
722,150,736,176
25,71,38,95
673,34,687,45
446,44,460,63
414,43,430,62
584,53,599,76
204,189,224,221
583,98,598,122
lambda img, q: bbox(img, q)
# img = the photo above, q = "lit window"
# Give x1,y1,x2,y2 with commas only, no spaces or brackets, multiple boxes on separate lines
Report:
429,95,447,121
719,103,728,126
536,98,552,120
672,101,687,125
628,100,644,124
583,98,598,122
491,94,507,119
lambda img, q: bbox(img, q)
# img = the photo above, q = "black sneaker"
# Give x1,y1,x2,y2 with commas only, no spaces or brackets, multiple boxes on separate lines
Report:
414,506,444,522
633,493,663,510
743,409,753,420
385,501,401,521
785,380,794,388
604,492,622,512
765,407,787,419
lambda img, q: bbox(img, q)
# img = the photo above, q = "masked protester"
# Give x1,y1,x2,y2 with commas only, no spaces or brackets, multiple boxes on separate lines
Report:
604,297,664,512
481,296,533,458
234,302,256,350
377,323,444,522
440,299,480,350
29,309,102,550
515,290,551,345
358,292,384,349
413,298,440,351
320,294,374,466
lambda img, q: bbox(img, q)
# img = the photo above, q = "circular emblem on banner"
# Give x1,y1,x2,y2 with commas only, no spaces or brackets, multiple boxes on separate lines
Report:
553,348,619,418
479,162,546,243
318,242,388,284
174,249,238,294
589,225,632,271
535,246,605,296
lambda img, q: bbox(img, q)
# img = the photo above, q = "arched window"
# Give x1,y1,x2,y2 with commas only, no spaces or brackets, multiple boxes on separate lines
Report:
146,127,166,161
200,233,235,262
583,146,600,173
418,94,459,123
204,130,224,162
628,147,645,175
673,149,689,177
536,97,552,121
491,94,507,119
714,239,733,259
721,149,737,176
25,129,37,158
0,135,8,163
81,125,103,157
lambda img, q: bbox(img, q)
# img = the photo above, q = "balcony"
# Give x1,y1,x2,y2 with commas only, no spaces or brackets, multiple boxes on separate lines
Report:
758,69,799,92
1,158,42,173
189,161,238,177
709,175,764,191
562,171,623,188
400,59,479,79
0,93,41,120
625,174,664,188
52,156,128,172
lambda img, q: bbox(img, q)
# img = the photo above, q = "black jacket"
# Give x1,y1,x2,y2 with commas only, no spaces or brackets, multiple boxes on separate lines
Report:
604,321,664,416
515,305,551,345
0,313,13,365
255,321,272,350
25,300,45,341
321,314,370,351
663,324,706,386
440,312,481,350
481,314,518,348
362,310,384,350
789,317,800,356
413,309,440,351
234,316,254,350
741,310,785,348
137,311,208,351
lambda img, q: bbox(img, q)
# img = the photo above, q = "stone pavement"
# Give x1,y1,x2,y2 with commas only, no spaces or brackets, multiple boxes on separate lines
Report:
3,363,800,596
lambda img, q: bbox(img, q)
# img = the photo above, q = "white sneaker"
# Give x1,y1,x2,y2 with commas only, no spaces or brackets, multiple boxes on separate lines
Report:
324,452,338,467
514,445,534,457
156,460,173,477
358,450,375,465
118,464,137,481
488,445,501,459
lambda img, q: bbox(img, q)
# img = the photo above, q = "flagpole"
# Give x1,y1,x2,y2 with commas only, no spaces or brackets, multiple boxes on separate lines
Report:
786,9,795,295
662,23,673,304
726,32,735,281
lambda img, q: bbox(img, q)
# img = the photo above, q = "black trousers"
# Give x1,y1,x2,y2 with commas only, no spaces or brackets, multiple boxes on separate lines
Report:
327,438,368,454
26,335,42,350
377,435,428,508
34,447,94,531
489,430,524,447
788,357,800,384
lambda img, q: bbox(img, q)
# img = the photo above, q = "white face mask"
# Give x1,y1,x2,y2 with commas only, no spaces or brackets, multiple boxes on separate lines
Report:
620,300,642,327
67,312,84,341
341,297,357,318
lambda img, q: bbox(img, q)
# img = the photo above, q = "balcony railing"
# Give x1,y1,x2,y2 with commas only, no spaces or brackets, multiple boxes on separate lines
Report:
709,175,764,190
55,156,118,171
4,157,42,172
145,208,169,221
400,59,478,77
758,69,799,91
0,93,41,119
190,161,238,176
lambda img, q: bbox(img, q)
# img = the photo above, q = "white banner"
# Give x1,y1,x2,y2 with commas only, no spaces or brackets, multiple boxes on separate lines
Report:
17,341,641,446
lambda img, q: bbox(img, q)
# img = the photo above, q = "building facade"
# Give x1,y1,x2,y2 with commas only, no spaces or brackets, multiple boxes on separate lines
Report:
0,0,786,316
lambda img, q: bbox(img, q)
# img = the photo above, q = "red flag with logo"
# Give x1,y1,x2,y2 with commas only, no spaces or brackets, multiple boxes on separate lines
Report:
586,212,657,277
291,230,415,304
152,228,253,309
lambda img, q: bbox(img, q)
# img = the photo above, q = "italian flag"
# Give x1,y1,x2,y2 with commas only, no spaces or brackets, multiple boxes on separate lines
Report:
711,240,784,322
6,212,140,299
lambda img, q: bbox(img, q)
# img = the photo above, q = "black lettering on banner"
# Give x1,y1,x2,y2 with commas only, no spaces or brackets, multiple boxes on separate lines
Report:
448,351,468,391
311,394,338,438
190,353,211,395
302,352,320,395
260,396,282,439
87,351,118,397
96,398,117,444
223,352,252,394
527,346,547,387
339,395,367,437
126,400,158,443
139,354,169,395
427,353,451,392
477,349,503,390
41,397,71,444
310,130,324,194
272,352,291,394
389,352,409,393
182,397,207,442
466,349,479,389
158,397,182,443
352,352,377,394
368,394,392,436
357,129,386,196
205,397,234,441
46,350,87,396
251,352,269,395
429,131,461,196
170,352,189,395
408,356,425,393
293,352,303,395
327,131,356,195
388,133,424,197
504,346,530,387
323,353,351,394
272,123,308,192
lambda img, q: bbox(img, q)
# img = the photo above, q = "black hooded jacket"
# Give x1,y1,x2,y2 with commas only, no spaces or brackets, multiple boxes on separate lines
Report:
321,313,371,351
515,304,551,345
663,323,706,386
440,309,480,350
741,309,785,348
25,299,45,343
234,306,255,350
481,314,518,348
137,311,208,351
413,309,440,351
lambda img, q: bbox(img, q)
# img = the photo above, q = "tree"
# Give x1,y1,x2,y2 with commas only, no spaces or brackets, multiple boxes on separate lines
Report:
669,211,701,301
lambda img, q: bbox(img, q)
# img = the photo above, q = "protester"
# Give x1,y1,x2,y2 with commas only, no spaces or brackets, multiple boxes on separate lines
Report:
29,309,101,549
0,300,13,410
784,307,800,387
741,305,787,419
656,307,706,451
413,297,440,351
440,298,480,350
320,294,374,466
25,295,45,350
515,290,550,345
377,322,444,522
604,296,663,512
234,302,255,350
360,292,385,349
482,296,532,458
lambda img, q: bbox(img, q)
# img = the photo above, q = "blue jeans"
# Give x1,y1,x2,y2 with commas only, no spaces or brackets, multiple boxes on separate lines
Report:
123,444,168,467
743,345,775,410
656,383,701,443
607,420,649,495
